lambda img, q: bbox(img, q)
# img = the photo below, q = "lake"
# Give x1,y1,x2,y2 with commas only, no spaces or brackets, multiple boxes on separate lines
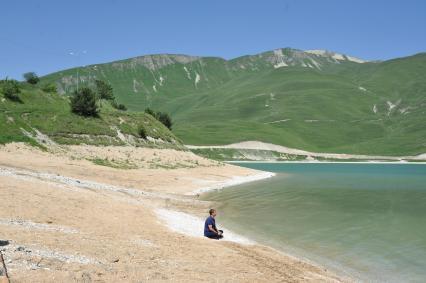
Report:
201,163,426,282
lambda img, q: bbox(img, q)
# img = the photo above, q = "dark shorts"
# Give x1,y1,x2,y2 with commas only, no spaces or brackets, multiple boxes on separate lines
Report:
204,230,224,240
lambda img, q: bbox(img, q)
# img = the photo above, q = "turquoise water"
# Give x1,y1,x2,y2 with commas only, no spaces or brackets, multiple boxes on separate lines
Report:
201,163,426,282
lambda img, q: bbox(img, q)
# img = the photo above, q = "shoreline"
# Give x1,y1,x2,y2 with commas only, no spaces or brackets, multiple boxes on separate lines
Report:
158,169,355,281
187,140,426,161
157,170,276,244
186,171,276,195
179,168,356,282
188,164,358,282
0,143,346,282
226,160,426,164
154,208,255,245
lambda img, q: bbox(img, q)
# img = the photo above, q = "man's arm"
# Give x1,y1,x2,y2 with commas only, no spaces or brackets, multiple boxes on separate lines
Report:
208,224,219,234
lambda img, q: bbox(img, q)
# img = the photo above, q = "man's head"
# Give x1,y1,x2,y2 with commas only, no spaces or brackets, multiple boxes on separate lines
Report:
209,208,217,217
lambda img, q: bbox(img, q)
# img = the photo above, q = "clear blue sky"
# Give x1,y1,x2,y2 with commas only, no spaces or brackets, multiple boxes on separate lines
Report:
1,0,425,79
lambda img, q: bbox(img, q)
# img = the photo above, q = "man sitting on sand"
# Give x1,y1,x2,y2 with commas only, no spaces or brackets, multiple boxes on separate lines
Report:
204,209,223,239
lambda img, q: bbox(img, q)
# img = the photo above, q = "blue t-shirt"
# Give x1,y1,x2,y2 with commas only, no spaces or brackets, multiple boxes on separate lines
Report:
204,216,216,236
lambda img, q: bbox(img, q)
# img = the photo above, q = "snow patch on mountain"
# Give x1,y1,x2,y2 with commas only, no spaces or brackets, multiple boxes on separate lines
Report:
399,107,410,115
387,101,396,112
195,73,201,88
265,119,291,124
133,79,139,93
346,55,365,64
305,49,366,63
386,100,401,116
274,61,288,68
331,53,345,61
272,49,288,69
309,58,322,70
183,66,191,79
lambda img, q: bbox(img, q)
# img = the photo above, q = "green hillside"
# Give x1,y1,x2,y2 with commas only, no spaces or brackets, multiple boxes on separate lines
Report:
0,83,180,148
42,48,426,155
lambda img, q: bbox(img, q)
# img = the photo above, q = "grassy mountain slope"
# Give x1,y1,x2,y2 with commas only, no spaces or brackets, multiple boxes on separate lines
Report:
42,49,426,155
0,84,180,148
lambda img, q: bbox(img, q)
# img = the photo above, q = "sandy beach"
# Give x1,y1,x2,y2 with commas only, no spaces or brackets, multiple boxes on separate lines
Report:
187,141,426,162
0,143,347,282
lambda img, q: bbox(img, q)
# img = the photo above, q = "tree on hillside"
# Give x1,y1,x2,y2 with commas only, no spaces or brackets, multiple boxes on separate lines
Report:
23,72,40,85
70,87,99,117
95,80,114,100
111,99,127,111
144,108,156,117
116,103,127,111
0,79,21,102
157,112,172,130
144,108,173,130
138,126,147,139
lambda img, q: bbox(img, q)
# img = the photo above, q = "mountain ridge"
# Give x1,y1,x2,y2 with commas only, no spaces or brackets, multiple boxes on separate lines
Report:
48,47,370,76
41,48,426,155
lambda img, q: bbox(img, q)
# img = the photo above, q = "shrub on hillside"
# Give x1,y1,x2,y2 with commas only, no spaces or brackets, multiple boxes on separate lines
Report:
144,108,173,130
41,83,57,93
1,79,21,101
23,72,40,85
116,103,127,111
95,80,114,100
70,87,99,117
111,100,127,111
138,126,147,139
144,108,156,117
157,112,172,130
